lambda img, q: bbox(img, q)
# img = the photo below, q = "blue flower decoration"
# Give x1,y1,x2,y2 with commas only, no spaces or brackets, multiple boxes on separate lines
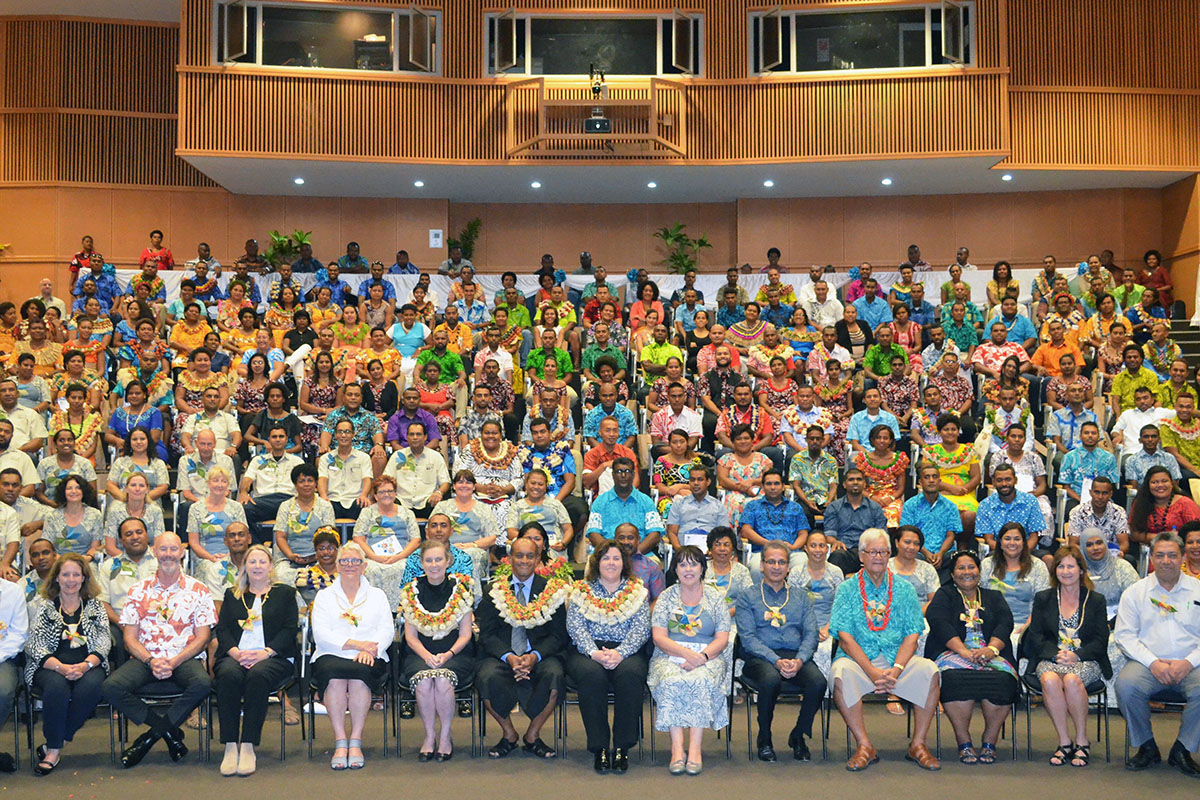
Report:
626,268,639,282
553,269,566,285
848,266,861,281
101,262,116,277
316,267,330,284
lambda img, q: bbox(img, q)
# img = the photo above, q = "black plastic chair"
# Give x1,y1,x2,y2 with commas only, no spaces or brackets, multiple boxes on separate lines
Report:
1021,674,1110,762
302,624,394,759
205,668,297,760
737,670,827,761
558,672,647,761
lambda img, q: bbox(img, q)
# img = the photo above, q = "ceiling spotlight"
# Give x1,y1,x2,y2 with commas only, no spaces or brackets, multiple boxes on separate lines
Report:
293,177,305,185
880,178,893,186
1001,173,1014,182
647,181,657,189
763,180,775,188
413,180,425,188
531,181,542,189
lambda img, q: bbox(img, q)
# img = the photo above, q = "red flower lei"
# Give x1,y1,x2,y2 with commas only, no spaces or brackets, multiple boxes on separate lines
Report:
858,570,894,632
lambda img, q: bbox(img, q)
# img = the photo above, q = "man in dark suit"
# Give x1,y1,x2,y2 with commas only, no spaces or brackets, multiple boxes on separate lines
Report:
476,534,568,760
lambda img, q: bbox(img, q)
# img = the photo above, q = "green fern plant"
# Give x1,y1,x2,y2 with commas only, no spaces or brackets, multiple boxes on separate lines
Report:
447,218,482,261
263,229,312,268
653,222,711,274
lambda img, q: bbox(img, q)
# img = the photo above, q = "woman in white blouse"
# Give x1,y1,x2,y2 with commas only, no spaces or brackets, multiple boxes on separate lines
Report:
310,542,393,771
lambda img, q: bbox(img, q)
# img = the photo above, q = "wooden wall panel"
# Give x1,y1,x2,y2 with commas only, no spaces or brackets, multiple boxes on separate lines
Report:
1162,175,1199,317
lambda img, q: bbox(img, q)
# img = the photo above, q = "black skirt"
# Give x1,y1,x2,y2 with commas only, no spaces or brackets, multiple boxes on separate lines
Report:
940,668,1019,706
311,654,388,699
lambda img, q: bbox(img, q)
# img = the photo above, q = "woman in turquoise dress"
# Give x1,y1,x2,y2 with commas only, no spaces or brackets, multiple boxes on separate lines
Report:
648,546,732,774
106,426,170,504
185,466,248,592
353,475,421,608
431,470,501,589
42,475,104,560
791,531,845,676
102,473,165,557
272,464,335,586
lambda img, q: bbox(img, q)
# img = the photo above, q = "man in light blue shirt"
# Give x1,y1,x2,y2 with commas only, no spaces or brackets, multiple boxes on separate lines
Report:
852,279,893,330
898,464,963,568
974,463,1048,551
1047,383,1099,453
585,457,664,549
987,296,1037,350
846,388,901,452
453,282,489,331
1124,424,1181,489
1057,421,1120,507
582,384,637,448
357,261,396,305
665,465,730,550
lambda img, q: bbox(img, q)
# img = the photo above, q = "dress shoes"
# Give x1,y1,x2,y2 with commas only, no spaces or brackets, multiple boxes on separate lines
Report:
593,747,610,774
757,744,777,762
1126,740,1162,771
162,727,189,762
1168,740,1200,777
788,730,811,761
611,747,629,773
121,731,160,769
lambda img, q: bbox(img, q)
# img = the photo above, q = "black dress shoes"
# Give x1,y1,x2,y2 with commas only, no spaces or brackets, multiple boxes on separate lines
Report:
121,731,160,769
0,753,14,774
162,727,189,762
593,747,610,774
1168,740,1200,777
1126,740,1162,771
611,747,629,773
757,744,778,762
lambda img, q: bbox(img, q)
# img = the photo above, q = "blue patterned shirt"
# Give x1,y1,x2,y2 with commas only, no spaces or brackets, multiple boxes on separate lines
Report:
519,442,576,496
582,403,637,441
322,407,382,451
739,497,809,551
898,493,963,554
830,571,924,664
1047,407,1098,451
586,489,664,539
356,277,395,302
846,409,901,445
716,304,745,328
1057,445,1119,495
975,490,1045,542
1124,448,1180,485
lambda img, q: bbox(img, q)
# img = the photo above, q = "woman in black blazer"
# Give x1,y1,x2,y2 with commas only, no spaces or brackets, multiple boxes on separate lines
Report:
1020,545,1110,767
924,551,1018,764
834,304,874,364
213,543,299,777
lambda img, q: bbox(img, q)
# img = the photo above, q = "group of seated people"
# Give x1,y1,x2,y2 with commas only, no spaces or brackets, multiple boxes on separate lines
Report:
0,240,1194,779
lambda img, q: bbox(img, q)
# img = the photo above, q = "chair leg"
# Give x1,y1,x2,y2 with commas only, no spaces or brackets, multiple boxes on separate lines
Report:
307,687,315,760
279,691,287,761
1025,694,1033,762
745,689,753,761
820,696,828,762
934,704,941,760
1102,695,1110,763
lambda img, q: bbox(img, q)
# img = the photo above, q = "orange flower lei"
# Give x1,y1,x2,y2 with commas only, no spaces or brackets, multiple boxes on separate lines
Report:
489,576,569,629
469,438,519,470
398,575,473,640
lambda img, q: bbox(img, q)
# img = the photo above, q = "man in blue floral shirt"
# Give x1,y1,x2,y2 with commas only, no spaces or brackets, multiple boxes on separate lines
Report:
520,418,588,532
318,385,386,473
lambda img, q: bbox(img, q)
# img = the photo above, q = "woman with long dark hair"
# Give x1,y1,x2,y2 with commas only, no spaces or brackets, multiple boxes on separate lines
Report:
1129,465,1200,548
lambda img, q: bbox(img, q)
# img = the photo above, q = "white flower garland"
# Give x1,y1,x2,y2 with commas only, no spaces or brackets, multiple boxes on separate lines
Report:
569,578,648,626
490,577,569,629
398,575,474,640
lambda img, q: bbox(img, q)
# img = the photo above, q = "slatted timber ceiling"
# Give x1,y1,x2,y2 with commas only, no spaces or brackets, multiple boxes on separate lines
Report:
0,17,215,186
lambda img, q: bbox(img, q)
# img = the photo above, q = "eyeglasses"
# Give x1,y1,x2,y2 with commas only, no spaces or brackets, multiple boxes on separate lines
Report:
861,549,890,558
337,558,364,567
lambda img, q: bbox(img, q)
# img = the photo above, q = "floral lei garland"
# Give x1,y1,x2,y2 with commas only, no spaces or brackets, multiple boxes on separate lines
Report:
570,578,647,625
398,575,474,639
855,449,905,479
50,410,102,444
332,322,369,346
469,438,519,470
924,443,975,470
859,570,894,632
179,369,228,393
1164,415,1200,440
489,576,569,629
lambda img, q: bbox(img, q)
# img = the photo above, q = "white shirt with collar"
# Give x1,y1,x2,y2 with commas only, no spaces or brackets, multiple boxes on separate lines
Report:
318,448,373,505
1112,406,1172,457
0,578,29,662
0,449,37,487
243,452,305,497
0,406,47,450
1114,572,1200,668
175,453,238,497
804,296,844,330
385,447,450,510
0,501,18,548
181,410,240,452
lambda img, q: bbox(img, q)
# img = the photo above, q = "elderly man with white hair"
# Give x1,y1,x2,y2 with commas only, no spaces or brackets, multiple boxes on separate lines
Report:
829,528,941,772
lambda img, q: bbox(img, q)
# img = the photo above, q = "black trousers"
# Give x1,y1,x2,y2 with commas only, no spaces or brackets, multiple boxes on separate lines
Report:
32,667,106,749
828,547,861,575
213,655,294,745
331,500,363,521
566,650,648,752
560,494,589,535
244,493,292,545
108,622,130,667
477,655,563,719
740,656,827,746
101,658,211,732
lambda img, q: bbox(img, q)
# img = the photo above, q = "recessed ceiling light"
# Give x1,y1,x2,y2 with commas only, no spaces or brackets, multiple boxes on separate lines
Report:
293,177,305,185
413,180,425,188
1001,173,1014,182
531,181,542,189
880,178,893,186
647,181,657,189
763,179,775,188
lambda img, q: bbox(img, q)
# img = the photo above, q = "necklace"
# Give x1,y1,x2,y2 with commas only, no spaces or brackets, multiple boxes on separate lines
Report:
1056,587,1086,649
335,584,368,628
859,570,894,631
760,581,789,627
398,575,474,639
957,588,983,628
469,438,518,469
239,588,269,631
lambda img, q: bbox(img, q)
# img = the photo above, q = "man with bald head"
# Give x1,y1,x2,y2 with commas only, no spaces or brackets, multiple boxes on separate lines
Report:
102,532,216,768
475,532,569,759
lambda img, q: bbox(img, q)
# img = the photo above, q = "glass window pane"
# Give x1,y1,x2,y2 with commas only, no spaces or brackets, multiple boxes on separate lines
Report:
261,7,393,70
932,6,972,65
487,16,526,74
753,14,792,73
529,18,657,76
216,5,256,64
793,9,926,71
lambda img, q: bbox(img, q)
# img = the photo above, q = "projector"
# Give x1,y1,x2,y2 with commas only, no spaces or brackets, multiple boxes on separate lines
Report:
585,117,612,134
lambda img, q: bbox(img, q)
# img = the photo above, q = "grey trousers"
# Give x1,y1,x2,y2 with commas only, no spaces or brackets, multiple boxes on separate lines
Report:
0,659,18,729
1115,660,1200,751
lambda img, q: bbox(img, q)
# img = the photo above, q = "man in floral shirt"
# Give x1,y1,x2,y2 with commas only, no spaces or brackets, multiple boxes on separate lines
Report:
102,532,216,768
96,520,158,664
521,418,588,534
319,384,386,474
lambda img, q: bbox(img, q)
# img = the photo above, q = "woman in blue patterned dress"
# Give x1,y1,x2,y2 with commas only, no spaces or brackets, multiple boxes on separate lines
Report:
353,475,421,608
272,463,335,586
102,473,164,557
186,466,248,591
648,546,732,775
42,475,104,560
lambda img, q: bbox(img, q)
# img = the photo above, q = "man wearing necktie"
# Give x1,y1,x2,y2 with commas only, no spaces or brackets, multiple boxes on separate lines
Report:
476,535,569,760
